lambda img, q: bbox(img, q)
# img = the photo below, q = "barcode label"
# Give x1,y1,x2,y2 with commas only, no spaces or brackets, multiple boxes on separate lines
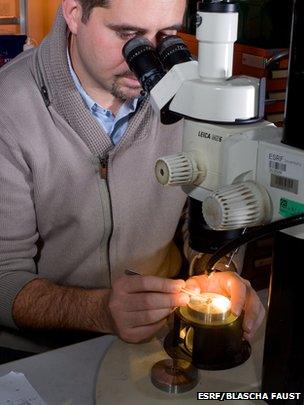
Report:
270,174,299,194
269,161,286,172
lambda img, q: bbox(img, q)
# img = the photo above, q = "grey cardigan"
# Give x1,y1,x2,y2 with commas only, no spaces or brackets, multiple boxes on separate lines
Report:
0,9,186,329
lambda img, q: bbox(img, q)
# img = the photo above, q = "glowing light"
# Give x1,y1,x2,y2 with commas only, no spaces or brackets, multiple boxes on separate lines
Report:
187,292,231,324
212,294,231,313
190,293,230,314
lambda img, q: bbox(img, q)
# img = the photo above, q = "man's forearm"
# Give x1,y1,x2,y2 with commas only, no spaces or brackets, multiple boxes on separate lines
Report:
12,278,114,333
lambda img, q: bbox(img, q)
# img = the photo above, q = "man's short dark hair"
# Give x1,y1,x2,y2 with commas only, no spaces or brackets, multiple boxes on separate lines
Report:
78,0,110,23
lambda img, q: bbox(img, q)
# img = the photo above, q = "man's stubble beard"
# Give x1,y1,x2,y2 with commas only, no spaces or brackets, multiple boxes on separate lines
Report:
111,80,128,101
111,75,142,101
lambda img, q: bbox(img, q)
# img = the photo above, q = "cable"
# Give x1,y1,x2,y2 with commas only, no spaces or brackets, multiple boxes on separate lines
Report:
205,213,304,274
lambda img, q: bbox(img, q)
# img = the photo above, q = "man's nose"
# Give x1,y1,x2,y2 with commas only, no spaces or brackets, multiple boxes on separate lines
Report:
143,34,158,48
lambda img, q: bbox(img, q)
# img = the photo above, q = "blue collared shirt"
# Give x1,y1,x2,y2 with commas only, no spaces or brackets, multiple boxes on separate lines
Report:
67,52,140,145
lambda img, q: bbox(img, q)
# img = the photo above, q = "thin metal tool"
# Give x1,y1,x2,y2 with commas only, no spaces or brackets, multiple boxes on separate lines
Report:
224,228,247,270
125,270,203,300
124,269,140,276
180,288,204,300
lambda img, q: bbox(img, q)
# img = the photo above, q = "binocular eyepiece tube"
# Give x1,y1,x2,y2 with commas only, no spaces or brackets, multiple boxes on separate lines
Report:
157,35,193,71
122,35,193,94
122,36,164,93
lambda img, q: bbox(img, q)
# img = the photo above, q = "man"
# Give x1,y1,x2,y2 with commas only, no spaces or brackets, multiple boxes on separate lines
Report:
0,0,264,352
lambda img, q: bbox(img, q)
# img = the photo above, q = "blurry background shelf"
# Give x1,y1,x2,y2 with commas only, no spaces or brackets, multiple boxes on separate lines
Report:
178,31,198,57
0,0,27,35
0,0,60,43
0,17,19,25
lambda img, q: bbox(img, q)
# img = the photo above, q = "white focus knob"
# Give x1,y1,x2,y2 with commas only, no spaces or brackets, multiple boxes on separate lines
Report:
155,153,199,186
202,181,271,230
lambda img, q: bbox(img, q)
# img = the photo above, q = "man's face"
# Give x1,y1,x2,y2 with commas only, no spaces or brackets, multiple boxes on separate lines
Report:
66,0,186,103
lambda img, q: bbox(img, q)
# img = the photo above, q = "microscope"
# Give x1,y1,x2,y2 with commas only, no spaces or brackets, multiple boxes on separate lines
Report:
123,0,304,401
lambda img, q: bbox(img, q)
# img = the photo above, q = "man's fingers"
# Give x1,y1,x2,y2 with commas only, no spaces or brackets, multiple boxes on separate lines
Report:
123,308,172,327
185,275,209,291
121,291,190,311
184,277,202,293
226,276,247,316
109,275,192,344
243,290,266,339
119,319,167,343
117,275,186,294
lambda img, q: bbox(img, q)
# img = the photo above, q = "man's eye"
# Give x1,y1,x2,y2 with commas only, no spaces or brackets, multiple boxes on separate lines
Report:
117,31,137,40
160,30,177,37
156,31,177,43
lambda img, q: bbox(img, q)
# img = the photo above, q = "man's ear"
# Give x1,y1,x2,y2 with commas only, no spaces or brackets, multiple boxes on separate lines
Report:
62,0,82,34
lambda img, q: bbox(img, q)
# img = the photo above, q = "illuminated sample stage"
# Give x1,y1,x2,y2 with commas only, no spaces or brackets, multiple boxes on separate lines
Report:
95,291,267,405
163,292,250,372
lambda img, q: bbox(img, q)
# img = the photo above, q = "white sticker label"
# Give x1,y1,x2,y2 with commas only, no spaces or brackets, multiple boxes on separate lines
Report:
267,151,302,179
266,150,303,195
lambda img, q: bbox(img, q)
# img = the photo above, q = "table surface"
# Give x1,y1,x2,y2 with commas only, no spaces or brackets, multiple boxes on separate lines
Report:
0,334,116,405
95,327,265,405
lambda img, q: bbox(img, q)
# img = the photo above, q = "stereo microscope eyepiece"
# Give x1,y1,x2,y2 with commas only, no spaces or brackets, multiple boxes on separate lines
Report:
156,35,193,71
122,36,165,93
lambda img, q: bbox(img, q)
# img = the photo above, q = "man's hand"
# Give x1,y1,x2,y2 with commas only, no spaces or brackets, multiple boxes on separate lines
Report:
12,276,189,341
108,275,190,343
185,271,265,340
